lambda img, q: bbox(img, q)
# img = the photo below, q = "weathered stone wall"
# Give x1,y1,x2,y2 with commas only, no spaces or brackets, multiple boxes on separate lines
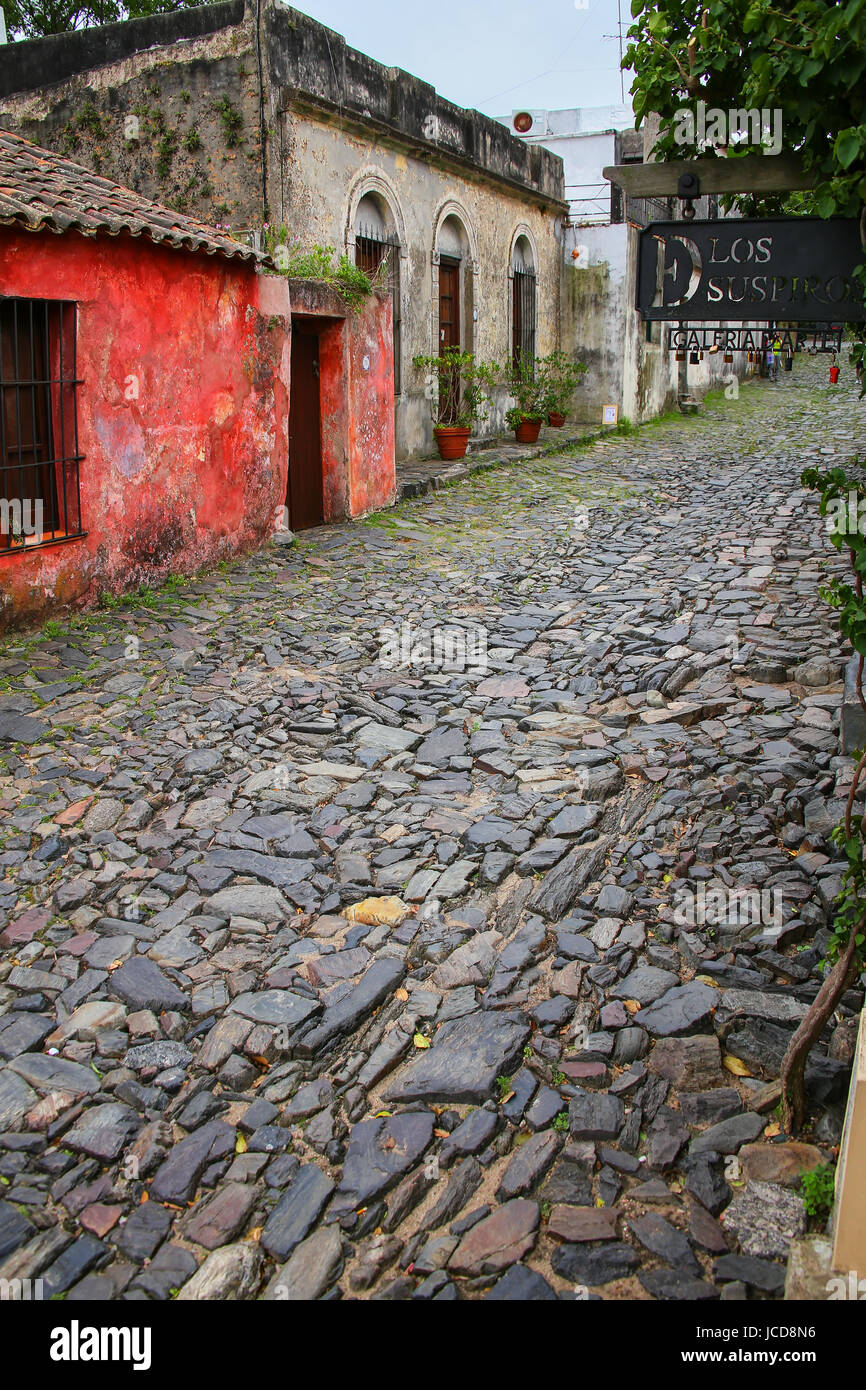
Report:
277,109,563,458
563,223,751,426
0,1,568,463
0,7,262,228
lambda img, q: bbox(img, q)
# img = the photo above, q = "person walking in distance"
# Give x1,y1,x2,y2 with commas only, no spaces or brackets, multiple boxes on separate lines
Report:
766,336,779,383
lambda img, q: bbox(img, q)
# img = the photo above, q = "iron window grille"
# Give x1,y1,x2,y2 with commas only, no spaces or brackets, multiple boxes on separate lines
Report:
0,297,83,555
355,224,401,391
512,268,537,370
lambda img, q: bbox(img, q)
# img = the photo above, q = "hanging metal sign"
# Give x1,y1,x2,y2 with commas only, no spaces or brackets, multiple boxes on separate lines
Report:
668,325,843,354
637,217,865,322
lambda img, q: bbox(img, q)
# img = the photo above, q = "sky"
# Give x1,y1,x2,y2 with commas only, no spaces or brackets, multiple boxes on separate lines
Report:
284,0,634,119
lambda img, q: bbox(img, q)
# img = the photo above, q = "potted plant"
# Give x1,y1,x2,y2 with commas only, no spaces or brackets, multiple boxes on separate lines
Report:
539,350,587,427
414,347,496,460
503,354,547,443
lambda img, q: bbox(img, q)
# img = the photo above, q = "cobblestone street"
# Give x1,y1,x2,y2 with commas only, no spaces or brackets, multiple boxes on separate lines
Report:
1,360,864,1302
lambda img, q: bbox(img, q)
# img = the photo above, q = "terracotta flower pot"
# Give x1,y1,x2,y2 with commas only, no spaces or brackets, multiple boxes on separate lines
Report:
548,412,566,428
514,418,542,444
434,426,471,460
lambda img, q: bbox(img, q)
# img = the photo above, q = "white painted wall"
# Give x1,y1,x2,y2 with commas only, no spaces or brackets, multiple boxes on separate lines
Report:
495,106,633,221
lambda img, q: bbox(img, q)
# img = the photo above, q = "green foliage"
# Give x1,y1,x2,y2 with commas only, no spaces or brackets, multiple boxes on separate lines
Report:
3,0,207,40
155,128,177,179
539,350,588,417
624,0,866,381
213,97,243,148
495,1075,512,1099
182,128,201,152
62,100,104,152
502,353,547,425
264,234,376,311
500,351,589,428
413,347,498,431
552,1111,570,1132
799,463,866,974
800,1162,836,1219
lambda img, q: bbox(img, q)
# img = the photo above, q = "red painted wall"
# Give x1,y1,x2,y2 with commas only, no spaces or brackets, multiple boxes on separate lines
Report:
0,226,290,629
347,293,396,519
289,281,395,523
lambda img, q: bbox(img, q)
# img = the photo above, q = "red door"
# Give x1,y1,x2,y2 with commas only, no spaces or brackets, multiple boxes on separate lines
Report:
438,258,461,424
438,258,460,352
288,327,324,531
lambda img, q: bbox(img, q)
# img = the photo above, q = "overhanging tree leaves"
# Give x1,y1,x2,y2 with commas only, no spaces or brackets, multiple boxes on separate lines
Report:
625,1,866,1134
625,0,866,357
1,0,206,40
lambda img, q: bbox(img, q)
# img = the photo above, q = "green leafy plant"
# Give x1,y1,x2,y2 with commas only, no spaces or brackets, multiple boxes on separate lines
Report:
155,129,176,179
213,96,243,148
265,234,376,311
552,1111,569,1133
539,350,588,418
413,347,498,431
800,1163,836,1219
773,463,866,1129
495,1074,512,1099
502,353,547,428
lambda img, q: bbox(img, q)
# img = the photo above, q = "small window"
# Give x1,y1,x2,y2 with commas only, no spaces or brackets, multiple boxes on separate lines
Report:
0,298,83,554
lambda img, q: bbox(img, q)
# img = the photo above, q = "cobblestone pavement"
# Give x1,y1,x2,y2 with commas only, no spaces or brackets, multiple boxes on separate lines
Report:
1,361,864,1303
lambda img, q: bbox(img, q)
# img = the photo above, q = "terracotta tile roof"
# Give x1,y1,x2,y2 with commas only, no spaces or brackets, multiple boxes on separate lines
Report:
0,128,270,266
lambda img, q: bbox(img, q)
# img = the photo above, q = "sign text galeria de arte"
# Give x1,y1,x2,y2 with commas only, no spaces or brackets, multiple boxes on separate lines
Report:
636,217,866,324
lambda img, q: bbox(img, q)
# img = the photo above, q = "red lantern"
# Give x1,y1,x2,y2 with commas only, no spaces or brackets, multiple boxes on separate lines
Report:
830,365,840,384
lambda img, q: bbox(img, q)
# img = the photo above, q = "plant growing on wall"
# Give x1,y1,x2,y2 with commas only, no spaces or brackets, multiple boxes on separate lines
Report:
413,347,498,460
213,96,243,148
264,232,377,311
780,463,866,1131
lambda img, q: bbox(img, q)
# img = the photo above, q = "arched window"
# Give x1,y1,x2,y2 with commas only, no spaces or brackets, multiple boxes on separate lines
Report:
511,233,537,369
435,214,475,360
353,192,401,391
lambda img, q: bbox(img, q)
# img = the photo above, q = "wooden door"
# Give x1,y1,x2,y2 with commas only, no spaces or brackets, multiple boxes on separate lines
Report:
287,327,324,531
438,259,461,424
438,258,460,352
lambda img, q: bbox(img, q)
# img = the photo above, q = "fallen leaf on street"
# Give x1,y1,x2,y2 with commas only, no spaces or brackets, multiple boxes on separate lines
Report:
343,896,411,927
723,1055,751,1077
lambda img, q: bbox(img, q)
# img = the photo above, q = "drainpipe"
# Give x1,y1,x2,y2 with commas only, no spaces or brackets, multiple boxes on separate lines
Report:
256,0,268,224
0,11,7,43
678,322,688,402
